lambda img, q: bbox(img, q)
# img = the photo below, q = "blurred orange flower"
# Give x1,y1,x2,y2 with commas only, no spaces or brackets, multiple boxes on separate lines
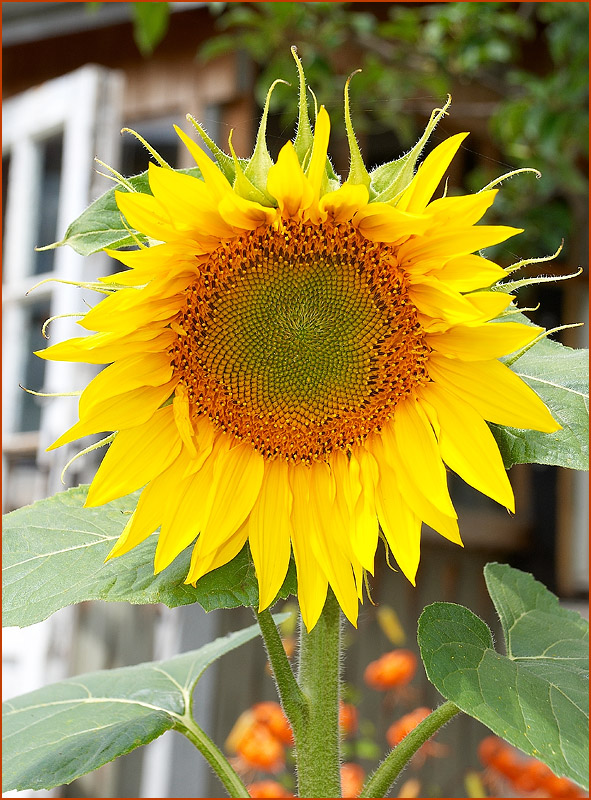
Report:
478,736,584,798
236,722,285,773
364,650,417,691
247,780,294,798
252,701,294,746
386,707,431,748
341,762,365,798
339,701,358,738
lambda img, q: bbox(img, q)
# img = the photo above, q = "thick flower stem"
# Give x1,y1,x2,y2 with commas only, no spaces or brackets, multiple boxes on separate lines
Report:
360,700,461,798
294,588,342,798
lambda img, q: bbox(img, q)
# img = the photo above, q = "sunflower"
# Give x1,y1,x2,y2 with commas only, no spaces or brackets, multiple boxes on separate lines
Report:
37,55,559,631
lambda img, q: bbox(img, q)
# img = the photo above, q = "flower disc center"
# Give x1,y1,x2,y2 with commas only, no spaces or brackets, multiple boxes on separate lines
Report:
171,221,430,461
205,248,382,423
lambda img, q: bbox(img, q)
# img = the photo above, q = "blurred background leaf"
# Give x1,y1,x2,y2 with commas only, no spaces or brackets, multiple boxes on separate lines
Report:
131,2,170,56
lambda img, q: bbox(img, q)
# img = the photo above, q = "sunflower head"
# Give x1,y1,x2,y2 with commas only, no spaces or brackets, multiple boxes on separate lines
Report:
38,50,559,631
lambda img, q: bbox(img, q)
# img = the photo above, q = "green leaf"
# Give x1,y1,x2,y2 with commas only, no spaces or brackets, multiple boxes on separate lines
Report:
417,563,589,789
2,486,296,628
131,2,170,56
42,167,201,257
2,618,286,792
493,337,589,470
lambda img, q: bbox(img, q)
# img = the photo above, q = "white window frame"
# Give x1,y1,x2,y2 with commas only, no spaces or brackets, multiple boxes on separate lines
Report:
2,65,124,504
2,68,124,800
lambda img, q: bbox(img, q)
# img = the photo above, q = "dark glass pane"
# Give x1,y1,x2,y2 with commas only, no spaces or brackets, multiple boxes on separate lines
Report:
3,452,40,513
2,154,10,247
2,154,10,285
18,301,50,432
33,134,63,275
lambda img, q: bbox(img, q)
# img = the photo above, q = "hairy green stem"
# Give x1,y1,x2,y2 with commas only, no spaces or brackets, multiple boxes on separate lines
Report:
360,700,461,798
295,588,342,798
256,608,308,732
177,715,250,798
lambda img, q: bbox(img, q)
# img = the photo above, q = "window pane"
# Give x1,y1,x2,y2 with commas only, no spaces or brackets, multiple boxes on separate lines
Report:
3,452,41,513
18,301,50,432
2,154,10,247
33,133,63,275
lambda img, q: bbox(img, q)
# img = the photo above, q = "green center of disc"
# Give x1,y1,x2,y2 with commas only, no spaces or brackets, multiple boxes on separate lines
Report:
201,253,386,426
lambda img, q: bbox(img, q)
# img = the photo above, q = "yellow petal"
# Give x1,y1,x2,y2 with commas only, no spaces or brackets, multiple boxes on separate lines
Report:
249,459,293,611
173,383,197,457
80,353,173,413
308,461,359,627
217,192,277,231
103,243,204,285
174,125,233,200
426,190,498,229
36,329,176,365
354,203,430,242
199,440,265,552
427,321,541,361
390,401,456,517
399,225,522,266
333,453,369,596
149,163,236,240
80,375,177,427
409,278,494,328
306,106,331,200
48,378,178,449
105,448,193,560
80,285,184,334
428,354,561,432
115,190,176,242
182,414,216,477
154,448,218,573
310,456,359,565
374,455,422,585
332,449,377,573
185,521,250,584
370,433,462,546
420,383,515,510
464,291,513,324
104,241,189,271
86,406,182,507
350,446,380,573
429,254,507,291
319,183,369,222
396,133,468,213
267,141,313,218
289,464,329,632
148,163,214,219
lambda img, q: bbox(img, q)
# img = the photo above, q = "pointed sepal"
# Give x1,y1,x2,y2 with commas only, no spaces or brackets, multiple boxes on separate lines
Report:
186,113,241,183
240,78,289,204
343,70,370,189
291,46,314,164
370,95,452,203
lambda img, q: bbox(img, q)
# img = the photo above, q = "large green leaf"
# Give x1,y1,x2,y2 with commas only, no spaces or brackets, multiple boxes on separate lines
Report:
2,486,296,628
42,167,201,256
494,336,589,470
2,619,286,792
417,563,589,788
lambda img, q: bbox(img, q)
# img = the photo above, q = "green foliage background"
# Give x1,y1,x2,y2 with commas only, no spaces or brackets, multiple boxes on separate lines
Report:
196,2,588,257
126,1,589,274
